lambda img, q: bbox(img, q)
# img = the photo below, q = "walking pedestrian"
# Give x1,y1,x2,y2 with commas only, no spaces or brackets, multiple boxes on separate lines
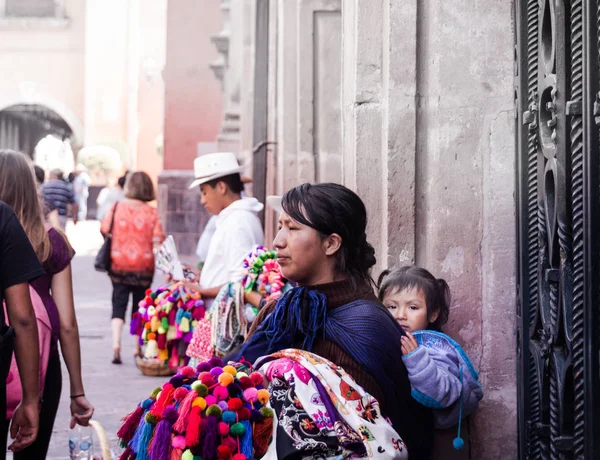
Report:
101,171,164,364
73,164,91,221
96,171,127,221
0,200,42,458
0,150,94,459
42,168,78,230
33,165,61,228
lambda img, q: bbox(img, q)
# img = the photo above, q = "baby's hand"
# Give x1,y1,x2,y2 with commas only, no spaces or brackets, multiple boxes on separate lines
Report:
400,332,419,355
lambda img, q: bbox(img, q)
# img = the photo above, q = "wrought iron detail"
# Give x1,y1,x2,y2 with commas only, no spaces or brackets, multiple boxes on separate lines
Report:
516,0,600,458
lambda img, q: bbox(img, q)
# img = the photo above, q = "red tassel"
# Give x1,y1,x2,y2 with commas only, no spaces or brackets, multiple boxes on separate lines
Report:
150,383,175,418
157,333,167,350
170,448,183,460
253,417,274,457
117,405,144,444
119,445,134,460
173,388,196,433
185,406,203,447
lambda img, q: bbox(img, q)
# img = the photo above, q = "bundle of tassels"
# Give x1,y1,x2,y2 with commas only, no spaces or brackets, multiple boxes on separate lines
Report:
130,282,204,367
241,246,289,322
117,357,274,460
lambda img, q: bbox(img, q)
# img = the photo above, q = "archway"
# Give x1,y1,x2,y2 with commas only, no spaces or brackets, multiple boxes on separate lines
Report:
0,104,74,158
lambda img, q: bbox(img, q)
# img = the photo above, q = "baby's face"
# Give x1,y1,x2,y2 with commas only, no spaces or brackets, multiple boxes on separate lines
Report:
382,287,430,333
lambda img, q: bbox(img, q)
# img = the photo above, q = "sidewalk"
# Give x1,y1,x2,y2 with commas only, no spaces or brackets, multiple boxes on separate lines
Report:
15,221,163,459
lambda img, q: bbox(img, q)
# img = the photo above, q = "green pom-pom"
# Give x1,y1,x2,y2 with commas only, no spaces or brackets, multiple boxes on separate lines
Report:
230,422,246,437
151,387,162,398
145,412,158,424
191,381,208,397
181,450,194,460
206,404,223,418
260,407,274,418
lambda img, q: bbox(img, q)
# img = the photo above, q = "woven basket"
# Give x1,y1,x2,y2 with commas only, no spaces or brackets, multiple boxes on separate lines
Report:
89,420,111,460
135,357,176,377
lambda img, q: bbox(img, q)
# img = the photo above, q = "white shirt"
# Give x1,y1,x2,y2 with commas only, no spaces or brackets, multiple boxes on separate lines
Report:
200,197,264,306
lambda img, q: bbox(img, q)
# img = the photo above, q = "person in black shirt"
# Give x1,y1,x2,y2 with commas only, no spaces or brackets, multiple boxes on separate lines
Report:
0,200,44,455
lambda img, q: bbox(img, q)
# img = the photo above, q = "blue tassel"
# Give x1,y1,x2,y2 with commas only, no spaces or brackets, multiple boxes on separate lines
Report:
136,417,155,460
129,417,147,453
175,308,184,324
454,366,465,450
240,420,253,458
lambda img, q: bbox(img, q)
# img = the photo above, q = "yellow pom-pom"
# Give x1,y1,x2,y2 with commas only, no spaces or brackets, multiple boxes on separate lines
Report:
192,397,207,410
236,372,248,380
223,365,237,377
158,348,169,362
257,389,270,405
150,316,161,332
218,372,235,386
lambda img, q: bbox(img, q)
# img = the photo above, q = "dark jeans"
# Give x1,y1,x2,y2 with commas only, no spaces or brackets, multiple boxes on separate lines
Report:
111,282,148,320
1,351,62,459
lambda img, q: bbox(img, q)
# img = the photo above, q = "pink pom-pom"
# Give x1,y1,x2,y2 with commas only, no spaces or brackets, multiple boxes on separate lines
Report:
213,385,229,401
219,422,230,436
174,387,189,402
172,435,187,449
205,395,217,407
180,366,195,377
243,388,258,403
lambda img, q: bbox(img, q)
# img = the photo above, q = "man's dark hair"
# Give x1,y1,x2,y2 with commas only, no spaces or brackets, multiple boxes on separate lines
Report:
33,165,45,185
204,173,244,194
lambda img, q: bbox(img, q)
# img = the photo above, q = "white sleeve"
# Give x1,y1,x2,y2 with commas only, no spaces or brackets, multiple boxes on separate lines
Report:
224,225,257,283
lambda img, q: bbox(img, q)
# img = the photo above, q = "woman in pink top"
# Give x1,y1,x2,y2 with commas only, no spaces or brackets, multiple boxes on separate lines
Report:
101,171,165,364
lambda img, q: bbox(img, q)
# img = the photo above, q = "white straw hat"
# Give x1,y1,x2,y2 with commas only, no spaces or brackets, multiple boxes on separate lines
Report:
188,152,245,189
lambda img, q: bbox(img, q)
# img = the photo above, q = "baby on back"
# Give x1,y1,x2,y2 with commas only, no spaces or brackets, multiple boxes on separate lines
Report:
378,266,483,450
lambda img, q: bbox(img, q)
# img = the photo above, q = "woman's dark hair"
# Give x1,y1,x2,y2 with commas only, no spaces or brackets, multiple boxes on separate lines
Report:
282,183,376,285
125,171,156,202
33,165,45,185
377,266,450,331
117,170,129,188
205,173,244,194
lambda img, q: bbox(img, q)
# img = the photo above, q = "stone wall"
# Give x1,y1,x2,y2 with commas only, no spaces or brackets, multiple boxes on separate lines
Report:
157,171,211,260
341,1,517,458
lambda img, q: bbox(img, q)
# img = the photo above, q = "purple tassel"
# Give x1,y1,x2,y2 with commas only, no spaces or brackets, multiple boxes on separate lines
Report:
201,415,219,460
149,407,178,460
130,313,141,335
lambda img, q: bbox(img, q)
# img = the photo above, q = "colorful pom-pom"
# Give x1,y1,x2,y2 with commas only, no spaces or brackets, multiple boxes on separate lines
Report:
223,365,237,376
218,422,230,436
232,453,247,460
230,422,245,437
217,445,232,460
206,404,223,418
205,395,217,407
180,366,195,377
249,372,264,387
191,381,208,397
218,372,235,386
196,362,212,373
145,412,158,424
213,385,229,401
257,389,270,405
238,376,253,390
237,407,251,421
217,401,229,412
172,435,187,449
208,357,224,368
210,367,224,378
227,398,243,412
242,388,258,403
192,397,207,410
260,407,275,418
222,411,237,424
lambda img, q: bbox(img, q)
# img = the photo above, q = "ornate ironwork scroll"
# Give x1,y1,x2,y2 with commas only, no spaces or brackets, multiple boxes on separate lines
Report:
516,0,600,458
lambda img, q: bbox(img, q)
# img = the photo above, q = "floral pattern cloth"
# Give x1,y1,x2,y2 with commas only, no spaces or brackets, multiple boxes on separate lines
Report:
256,349,408,459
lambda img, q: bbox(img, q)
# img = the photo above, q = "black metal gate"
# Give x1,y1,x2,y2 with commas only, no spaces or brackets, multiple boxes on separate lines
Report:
515,0,600,458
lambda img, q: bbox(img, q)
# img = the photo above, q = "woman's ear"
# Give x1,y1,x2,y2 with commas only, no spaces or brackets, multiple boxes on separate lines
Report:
323,233,342,256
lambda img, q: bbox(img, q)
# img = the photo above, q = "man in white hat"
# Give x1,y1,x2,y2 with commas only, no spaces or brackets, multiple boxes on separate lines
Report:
188,152,264,307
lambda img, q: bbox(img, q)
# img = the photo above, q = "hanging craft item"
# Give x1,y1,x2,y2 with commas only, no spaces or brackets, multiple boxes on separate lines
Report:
155,235,197,281
117,357,274,460
131,282,203,376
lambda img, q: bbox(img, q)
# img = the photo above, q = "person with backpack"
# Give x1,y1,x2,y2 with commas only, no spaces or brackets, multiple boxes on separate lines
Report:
0,201,43,457
377,266,484,451
0,150,94,459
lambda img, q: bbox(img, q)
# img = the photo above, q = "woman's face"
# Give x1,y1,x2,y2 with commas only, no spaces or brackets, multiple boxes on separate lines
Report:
273,212,333,285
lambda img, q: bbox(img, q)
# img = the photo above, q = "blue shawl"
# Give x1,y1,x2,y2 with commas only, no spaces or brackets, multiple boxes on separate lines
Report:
232,286,433,458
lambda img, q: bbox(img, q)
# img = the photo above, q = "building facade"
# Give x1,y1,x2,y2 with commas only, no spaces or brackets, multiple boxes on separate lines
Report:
214,0,515,458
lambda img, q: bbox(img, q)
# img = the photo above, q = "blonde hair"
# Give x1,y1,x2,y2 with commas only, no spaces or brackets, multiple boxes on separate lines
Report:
0,149,52,264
